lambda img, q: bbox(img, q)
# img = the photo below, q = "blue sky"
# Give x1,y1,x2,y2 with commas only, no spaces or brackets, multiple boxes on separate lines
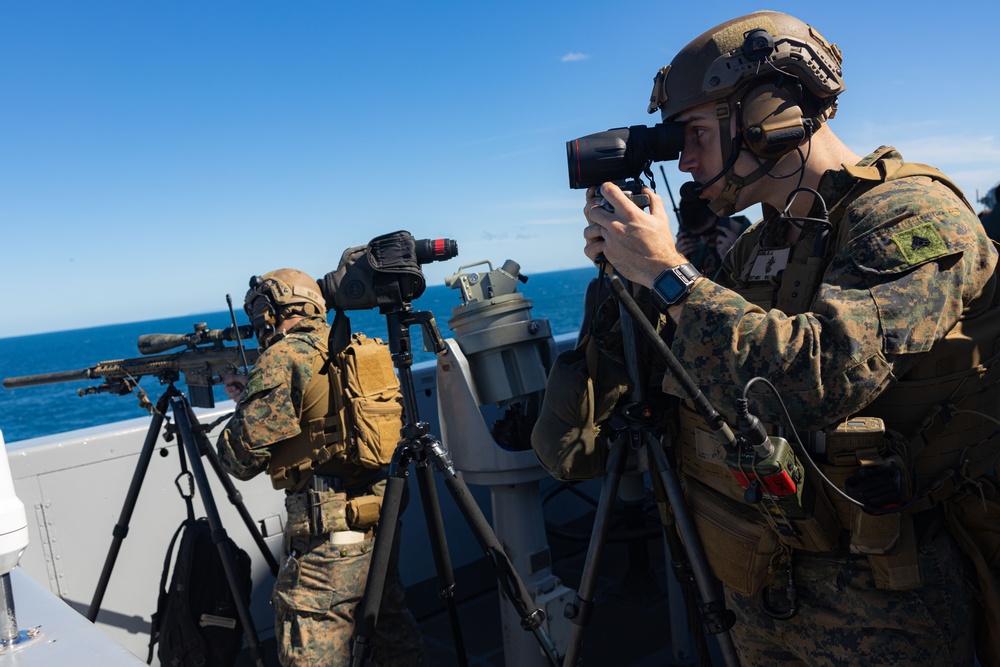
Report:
3,1,998,338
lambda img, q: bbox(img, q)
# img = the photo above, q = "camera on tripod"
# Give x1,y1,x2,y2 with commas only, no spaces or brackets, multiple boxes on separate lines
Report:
319,230,458,312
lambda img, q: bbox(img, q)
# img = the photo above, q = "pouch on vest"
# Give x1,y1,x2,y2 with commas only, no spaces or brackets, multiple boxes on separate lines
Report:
684,477,780,596
943,477,1000,666
284,489,349,538
530,337,630,481
678,401,839,553
333,333,404,469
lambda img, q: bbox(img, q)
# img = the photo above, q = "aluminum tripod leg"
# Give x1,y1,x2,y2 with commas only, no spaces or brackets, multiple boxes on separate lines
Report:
348,437,470,667
350,430,561,667
171,395,267,667
197,420,279,576
350,448,471,667
643,431,741,667
349,464,406,667
415,461,468,667
87,390,172,622
561,430,629,666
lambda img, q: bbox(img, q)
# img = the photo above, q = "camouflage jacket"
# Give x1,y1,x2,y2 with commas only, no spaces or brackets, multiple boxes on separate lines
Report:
217,317,329,481
664,146,998,432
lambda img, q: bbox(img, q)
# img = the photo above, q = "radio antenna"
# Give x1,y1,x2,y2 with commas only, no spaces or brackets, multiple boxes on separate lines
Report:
226,294,251,376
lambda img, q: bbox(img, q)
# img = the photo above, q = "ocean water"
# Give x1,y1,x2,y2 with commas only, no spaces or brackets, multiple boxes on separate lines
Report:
0,267,595,443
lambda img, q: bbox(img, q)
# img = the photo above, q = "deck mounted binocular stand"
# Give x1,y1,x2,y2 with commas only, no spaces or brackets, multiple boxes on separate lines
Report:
85,382,280,667
560,276,742,667
349,303,561,667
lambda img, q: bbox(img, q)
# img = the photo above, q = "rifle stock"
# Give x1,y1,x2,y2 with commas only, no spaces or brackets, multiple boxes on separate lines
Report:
3,345,260,409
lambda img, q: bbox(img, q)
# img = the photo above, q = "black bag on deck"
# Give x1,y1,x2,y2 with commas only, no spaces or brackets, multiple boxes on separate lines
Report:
148,517,253,666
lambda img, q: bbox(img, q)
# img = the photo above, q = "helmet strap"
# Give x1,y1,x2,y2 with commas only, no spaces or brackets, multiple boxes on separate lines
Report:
706,100,783,216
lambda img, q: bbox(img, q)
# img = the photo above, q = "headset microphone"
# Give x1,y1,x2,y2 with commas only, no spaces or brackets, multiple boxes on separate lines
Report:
679,181,701,200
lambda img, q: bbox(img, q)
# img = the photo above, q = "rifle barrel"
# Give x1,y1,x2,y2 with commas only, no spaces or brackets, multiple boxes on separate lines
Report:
3,367,97,389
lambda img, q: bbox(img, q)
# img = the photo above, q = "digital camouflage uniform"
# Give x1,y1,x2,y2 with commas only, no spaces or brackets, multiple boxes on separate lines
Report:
534,145,998,664
218,317,426,667
661,147,997,665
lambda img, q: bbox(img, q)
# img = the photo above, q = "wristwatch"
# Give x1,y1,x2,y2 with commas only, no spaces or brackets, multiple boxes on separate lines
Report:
650,263,702,311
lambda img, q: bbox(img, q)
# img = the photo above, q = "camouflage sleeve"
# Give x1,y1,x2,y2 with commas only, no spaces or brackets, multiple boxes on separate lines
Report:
216,339,316,480
665,177,998,431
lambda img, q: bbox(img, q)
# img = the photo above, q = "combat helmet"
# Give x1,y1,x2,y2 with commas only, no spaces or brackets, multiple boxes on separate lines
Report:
244,268,326,347
647,11,845,214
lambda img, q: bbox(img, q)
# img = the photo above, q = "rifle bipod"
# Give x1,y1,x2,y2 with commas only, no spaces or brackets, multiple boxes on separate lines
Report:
348,304,561,667
85,384,279,667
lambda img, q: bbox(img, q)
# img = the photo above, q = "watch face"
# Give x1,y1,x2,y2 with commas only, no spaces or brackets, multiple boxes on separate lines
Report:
653,264,700,308
655,271,688,303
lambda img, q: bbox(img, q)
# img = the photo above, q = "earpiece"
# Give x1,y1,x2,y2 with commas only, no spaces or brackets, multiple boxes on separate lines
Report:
737,81,809,160
732,29,812,160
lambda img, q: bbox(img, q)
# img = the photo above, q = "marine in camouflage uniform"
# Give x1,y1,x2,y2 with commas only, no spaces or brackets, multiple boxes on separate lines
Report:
217,269,426,667
566,11,1000,666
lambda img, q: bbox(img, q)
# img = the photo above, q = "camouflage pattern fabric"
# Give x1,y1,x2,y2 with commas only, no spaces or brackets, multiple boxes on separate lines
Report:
217,318,328,480
664,147,998,432
274,526,426,667
724,527,978,665
660,148,996,664
217,318,426,666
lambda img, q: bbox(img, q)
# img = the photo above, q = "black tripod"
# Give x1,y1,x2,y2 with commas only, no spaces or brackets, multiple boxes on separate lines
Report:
560,277,742,667
349,304,561,667
85,382,280,667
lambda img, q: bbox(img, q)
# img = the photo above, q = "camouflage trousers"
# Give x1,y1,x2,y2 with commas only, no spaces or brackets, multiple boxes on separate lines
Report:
723,526,979,666
273,523,427,667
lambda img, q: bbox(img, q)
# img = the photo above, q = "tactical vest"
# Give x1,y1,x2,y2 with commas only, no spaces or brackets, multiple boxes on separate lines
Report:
679,151,1000,592
265,331,404,492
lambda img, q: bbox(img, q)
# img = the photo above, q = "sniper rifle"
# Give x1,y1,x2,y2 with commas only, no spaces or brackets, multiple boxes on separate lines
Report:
2,323,258,409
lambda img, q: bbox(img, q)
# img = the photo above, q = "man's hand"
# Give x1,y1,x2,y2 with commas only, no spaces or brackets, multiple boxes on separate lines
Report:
222,373,248,402
583,181,689,288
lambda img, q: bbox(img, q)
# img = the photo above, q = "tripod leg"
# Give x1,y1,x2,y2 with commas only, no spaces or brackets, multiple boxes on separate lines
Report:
646,445,709,666
415,461,469,667
196,422,280,576
561,431,630,667
643,431,742,667
87,390,172,622
350,461,407,667
423,438,560,667
171,395,267,667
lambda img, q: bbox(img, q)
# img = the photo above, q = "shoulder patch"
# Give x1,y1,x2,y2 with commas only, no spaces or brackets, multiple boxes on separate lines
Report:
891,222,948,266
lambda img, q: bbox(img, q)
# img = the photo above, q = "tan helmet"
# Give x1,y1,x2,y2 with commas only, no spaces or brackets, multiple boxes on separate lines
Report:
244,268,326,345
646,11,846,215
648,11,844,123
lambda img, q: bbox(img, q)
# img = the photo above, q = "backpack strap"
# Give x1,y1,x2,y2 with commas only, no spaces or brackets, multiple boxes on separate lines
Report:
147,518,195,664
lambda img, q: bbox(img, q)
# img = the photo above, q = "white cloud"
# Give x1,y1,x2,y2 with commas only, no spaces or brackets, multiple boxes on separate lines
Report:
561,52,589,63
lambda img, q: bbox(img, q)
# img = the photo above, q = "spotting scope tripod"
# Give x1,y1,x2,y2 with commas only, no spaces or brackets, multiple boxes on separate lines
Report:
560,276,742,667
349,302,561,667
85,382,279,667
